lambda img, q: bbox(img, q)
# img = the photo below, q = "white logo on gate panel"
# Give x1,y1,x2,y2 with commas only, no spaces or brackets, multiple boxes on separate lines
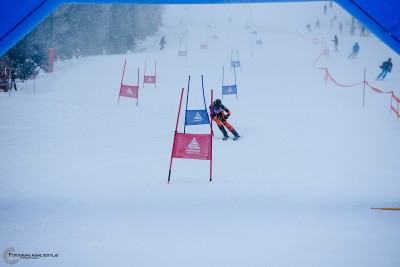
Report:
228,86,233,93
126,88,133,95
186,137,200,154
193,112,203,122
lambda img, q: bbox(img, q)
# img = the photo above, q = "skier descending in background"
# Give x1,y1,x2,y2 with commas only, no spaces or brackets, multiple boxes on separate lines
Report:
348,42,360,59
210,99,240,140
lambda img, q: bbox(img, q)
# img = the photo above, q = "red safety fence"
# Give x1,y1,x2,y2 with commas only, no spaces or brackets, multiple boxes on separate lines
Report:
391,92,400,119
318,67,365,87
312,49,329,68
364,81,392,94
392,92,400,103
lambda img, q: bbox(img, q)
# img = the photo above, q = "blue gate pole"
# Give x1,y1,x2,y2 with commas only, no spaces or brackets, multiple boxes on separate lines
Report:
184,75,191,133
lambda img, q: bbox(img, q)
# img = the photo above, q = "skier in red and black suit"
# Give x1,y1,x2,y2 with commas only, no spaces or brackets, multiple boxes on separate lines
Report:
210,99,240,140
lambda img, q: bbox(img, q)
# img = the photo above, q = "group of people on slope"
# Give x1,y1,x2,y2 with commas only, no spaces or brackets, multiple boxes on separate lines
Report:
331,35,393,81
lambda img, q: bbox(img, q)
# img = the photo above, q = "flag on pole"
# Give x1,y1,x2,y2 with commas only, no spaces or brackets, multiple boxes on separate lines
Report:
222,85,237,95
172,133,212,160
119,85,138,98
185,109,210,125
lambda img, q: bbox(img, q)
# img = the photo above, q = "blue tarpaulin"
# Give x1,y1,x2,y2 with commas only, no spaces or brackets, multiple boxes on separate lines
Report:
1,0,399,56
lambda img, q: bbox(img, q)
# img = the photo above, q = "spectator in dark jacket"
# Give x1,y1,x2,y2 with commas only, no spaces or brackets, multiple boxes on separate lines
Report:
377,58,393,81
160,36,166,50
331,35,338,52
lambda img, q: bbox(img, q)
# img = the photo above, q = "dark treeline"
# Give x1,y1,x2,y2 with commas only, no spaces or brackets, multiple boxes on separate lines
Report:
0,4,164,92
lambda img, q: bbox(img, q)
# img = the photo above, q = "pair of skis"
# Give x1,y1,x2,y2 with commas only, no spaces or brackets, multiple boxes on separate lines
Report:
223,136,240,141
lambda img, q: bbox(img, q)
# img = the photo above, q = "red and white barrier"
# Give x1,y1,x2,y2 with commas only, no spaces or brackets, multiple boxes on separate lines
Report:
391,92,400,120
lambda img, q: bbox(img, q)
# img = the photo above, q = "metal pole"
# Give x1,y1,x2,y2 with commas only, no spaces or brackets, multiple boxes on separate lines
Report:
234,65,238,100
50,13,53,48
362,68,366,107
237,50,241,70
372,208,400,210
250,41,253,59
222,66,224,99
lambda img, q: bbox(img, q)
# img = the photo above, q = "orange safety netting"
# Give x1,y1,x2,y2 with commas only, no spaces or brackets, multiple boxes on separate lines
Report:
391,106,400,118
312,50,329,68
392,92,400,103
364,81,392,94
318,67,364,87
313,48,399,124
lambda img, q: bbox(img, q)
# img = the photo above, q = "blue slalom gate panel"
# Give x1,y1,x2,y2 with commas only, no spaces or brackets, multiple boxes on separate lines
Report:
231,61,240,68
222,85,237,96
185,109,210,126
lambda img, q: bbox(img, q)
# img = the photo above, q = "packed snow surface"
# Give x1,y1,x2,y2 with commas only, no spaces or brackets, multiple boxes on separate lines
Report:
1,2,400,266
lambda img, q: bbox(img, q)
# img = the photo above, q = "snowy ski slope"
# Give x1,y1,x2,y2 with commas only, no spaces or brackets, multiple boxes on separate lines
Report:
1,2,400,266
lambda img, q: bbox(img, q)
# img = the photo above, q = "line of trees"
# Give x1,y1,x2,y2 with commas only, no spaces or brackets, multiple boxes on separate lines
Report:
0,4,164,92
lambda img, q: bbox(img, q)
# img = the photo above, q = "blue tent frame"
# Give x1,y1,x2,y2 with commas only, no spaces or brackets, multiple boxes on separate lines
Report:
1,0,400,56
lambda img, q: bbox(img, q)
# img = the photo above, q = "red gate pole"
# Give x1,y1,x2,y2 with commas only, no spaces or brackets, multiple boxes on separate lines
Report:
118,60,127,104
143,60,147,88
137,67,140,106
210,89,213,182
168,88,185,184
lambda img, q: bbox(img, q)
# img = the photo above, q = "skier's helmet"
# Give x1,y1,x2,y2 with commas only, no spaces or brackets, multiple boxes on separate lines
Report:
214,99,222,108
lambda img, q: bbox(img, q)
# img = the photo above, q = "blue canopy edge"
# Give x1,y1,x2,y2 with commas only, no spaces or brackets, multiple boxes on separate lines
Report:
1,0,399,56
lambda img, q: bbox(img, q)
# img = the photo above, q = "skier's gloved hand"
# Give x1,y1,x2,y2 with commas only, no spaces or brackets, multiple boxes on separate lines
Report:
225,114,230,120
